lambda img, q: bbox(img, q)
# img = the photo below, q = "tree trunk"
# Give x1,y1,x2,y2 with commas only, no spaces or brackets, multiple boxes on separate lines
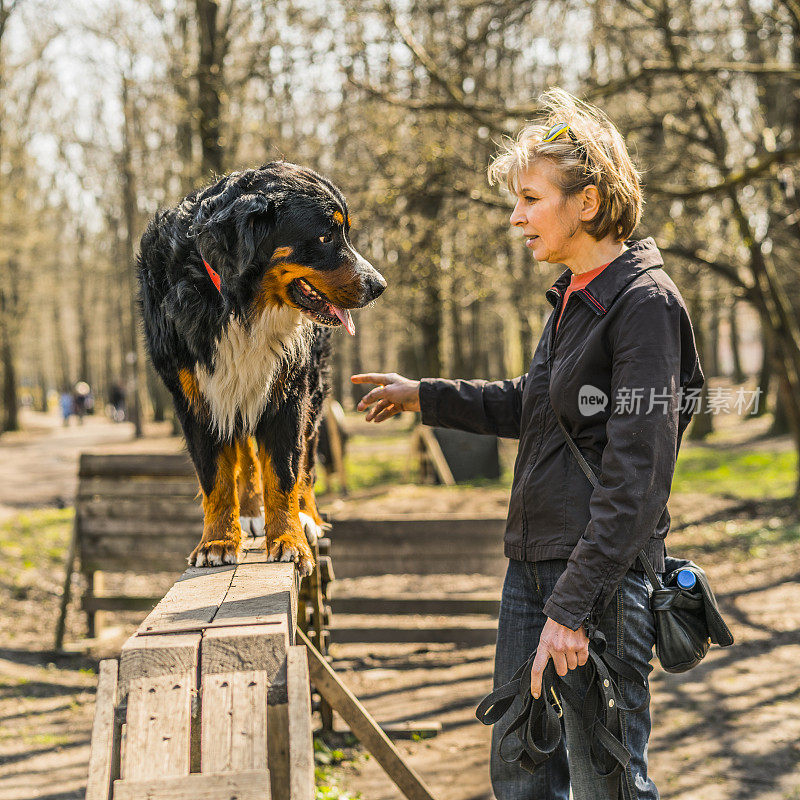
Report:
728,299,745,384
687,291,713,440
195,0,224,177
1,334,18,432
754,315,773,417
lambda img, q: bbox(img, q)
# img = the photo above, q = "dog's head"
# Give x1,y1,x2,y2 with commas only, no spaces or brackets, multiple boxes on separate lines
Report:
189,162,386,334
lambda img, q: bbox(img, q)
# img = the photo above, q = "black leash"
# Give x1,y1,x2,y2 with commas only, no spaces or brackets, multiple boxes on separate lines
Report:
477,629,648,799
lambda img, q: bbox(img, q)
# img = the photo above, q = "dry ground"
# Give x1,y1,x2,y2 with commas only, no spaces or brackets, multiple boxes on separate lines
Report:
0,410,798,800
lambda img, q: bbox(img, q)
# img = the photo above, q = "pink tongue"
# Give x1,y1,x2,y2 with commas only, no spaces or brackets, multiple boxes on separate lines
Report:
330,304,355,335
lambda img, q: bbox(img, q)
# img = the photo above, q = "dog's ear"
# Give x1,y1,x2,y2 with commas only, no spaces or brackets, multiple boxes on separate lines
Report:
190,185,276,281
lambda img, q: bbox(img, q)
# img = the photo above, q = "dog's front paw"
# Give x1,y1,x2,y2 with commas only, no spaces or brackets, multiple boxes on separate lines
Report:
189,539,240,567
266,533,315,577
298,511,324,546
240,514,265,538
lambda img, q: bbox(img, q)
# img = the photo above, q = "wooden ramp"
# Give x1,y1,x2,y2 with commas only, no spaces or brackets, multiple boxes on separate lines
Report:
86,536,313,800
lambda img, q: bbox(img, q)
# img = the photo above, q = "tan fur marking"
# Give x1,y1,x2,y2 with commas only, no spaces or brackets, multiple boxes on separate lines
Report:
347,214,352,227
332,210,344,225
258,262,364,313
298,476,324,527
258,448,314,572
189,444,241,564
237,437,263,518
272,246,293,260
179,368,203,412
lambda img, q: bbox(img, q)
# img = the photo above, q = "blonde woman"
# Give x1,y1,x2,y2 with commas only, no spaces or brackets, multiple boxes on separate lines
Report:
353,89,703,799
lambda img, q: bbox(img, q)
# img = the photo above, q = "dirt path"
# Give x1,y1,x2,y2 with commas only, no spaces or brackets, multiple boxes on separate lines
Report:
0,412,798,800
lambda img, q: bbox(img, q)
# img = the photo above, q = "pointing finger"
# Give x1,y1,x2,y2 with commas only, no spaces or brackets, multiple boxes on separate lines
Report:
351,373,392,385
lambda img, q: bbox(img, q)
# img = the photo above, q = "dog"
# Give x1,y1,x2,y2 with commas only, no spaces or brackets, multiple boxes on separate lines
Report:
137,162,386,575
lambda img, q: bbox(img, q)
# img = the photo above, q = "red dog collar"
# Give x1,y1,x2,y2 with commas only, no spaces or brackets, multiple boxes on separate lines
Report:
202,258,222,293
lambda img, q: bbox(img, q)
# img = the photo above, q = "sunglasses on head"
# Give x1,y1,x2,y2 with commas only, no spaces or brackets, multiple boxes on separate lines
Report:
542,122,580,145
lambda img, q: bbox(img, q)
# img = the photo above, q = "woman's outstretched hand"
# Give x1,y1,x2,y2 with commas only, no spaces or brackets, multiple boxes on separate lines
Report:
351,373,421,423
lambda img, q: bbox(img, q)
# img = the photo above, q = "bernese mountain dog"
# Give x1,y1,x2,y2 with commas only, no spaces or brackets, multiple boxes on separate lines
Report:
137,162,385,575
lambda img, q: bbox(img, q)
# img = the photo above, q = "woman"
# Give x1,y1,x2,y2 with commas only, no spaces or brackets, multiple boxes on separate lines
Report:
352,88,703,800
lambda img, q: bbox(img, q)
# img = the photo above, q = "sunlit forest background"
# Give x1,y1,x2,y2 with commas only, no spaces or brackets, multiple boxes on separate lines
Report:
2,0,800,482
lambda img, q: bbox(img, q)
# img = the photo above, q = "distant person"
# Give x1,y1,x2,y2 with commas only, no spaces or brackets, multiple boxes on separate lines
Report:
353,88,704,799
73,382,91,425
59,389,73,427
109,381,126,422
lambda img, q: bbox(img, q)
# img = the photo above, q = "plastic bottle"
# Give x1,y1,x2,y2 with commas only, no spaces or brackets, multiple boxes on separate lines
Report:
676,569,697,590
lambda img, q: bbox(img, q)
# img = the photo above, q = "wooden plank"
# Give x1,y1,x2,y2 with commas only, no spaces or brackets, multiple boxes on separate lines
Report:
137,565,237,635
77,477,200,499
81,595,162,613
85,659,119,800
331,596,500,615
330,625,497,646
122,672,194,781
329,517,506,540
200,669,268,773
267,703,290,800
201,619,290,704
79,518,202,538
118,564,235,700
287,646,314,800
78,498,202,519
299,629,439,800
113,770,270,800
418,426,456,486
331,556,507,579
212,561,297,633
80,554,190,574
79,453,195,479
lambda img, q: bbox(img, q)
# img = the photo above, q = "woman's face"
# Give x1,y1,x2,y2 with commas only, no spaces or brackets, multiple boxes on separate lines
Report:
509,160,582,265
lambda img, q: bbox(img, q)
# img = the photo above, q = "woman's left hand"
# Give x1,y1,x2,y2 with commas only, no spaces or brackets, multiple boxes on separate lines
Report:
530,617,590,699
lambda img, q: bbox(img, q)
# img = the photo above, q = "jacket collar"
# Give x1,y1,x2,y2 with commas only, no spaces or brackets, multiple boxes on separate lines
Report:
545,237,664,316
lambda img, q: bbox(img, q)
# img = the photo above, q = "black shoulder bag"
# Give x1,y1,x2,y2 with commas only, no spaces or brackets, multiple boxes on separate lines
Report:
553,412,734,672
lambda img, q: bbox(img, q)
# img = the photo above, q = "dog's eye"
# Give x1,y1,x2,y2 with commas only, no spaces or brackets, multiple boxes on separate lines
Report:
319,233,333,244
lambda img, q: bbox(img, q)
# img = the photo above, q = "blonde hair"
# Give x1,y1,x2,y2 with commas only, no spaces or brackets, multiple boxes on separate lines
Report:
488,88,643,241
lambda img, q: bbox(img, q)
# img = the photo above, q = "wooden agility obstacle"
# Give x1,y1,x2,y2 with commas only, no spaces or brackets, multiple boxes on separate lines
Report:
85,533,439,800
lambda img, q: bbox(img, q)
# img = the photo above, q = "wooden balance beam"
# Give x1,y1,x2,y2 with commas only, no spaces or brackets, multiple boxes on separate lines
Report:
86,534,439,800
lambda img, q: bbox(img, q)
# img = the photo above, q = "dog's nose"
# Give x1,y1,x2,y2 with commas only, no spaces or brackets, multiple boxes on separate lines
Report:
366,272,387,300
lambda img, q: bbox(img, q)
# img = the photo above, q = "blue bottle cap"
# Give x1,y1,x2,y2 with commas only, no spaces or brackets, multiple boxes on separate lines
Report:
676,569,696,590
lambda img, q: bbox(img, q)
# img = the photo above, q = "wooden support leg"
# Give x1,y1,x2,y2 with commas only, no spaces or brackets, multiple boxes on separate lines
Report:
55,518,78,650
298,629,439,800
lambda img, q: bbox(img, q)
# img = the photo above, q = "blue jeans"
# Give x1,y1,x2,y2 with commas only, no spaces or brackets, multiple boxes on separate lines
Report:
490,559,659,800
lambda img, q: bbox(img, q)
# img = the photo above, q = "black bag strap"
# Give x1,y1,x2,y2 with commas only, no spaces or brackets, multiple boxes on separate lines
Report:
552,410,664,592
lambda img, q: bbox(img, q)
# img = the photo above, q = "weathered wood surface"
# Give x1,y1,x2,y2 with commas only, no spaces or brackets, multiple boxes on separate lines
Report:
327,516,506,578
79,452,195,478
85,660,119,800
287,646,314,800
102,539,298,800
113,770,270,800
331,595,500,615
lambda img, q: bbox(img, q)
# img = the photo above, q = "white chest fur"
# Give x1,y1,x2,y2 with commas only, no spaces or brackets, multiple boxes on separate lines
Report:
196,306,311,439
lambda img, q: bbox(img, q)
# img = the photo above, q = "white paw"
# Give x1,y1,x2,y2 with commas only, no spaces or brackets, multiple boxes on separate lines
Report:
240,515,265,537
299,512,323,546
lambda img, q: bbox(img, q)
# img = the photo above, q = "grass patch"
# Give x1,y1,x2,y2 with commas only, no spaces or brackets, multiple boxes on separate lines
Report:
678,515,800,560
673,447,797,499
0,507,73,580
314,735,363,800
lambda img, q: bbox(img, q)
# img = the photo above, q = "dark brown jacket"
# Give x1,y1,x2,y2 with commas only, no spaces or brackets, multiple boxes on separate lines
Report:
419,238,704,630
